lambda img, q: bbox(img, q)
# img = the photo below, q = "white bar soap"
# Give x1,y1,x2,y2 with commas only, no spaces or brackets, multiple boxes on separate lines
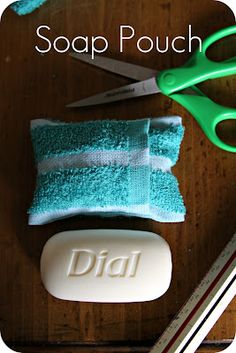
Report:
40,229,172,303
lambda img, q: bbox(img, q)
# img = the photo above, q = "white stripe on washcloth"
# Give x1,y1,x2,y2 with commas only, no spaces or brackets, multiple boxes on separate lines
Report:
28,204,151,225
31,119,65,129
149,205,185,222
129,148,149,167
28,204,184,225
38,149,150,174
150,156,172,172
150,116,182,128
32,116,182,129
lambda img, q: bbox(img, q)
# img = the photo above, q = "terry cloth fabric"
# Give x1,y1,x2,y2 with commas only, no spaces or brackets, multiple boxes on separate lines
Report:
11,0,47,15
28,117,186,225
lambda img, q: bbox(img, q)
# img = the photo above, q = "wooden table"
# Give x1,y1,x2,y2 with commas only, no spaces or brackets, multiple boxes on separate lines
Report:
0,1,235,352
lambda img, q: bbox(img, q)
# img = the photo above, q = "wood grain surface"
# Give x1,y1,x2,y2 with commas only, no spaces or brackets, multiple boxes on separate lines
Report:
0,0,235,352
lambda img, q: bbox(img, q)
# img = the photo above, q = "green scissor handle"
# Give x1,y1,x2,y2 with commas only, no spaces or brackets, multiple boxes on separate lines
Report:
171,87,236,153
157,26,236,153
158,25,236,95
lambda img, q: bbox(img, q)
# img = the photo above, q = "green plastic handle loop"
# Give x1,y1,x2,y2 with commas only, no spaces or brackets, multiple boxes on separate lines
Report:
171,91,236,153
158,25,236,95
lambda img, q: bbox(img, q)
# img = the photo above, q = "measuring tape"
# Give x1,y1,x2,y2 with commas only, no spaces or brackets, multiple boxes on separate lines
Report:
151,233,236,353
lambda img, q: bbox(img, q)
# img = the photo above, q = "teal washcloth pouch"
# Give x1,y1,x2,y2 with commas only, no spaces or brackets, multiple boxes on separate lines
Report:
11,0,48,15
29,117,185,225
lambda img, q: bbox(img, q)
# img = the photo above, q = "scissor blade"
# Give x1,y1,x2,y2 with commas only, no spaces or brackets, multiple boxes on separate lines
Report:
67,77,161,108
70,53,158,81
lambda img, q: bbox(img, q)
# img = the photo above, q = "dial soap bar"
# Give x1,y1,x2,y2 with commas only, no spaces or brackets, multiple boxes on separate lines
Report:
40,229,172,303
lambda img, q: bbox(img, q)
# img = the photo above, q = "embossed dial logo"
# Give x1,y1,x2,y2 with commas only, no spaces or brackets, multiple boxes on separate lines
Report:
67,249,141,278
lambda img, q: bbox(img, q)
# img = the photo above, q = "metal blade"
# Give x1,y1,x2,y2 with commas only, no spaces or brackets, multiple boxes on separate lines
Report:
70,53,158,81
67,77,161,108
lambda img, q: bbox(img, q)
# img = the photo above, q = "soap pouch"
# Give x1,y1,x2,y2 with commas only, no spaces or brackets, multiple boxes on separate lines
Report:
29,117,185,225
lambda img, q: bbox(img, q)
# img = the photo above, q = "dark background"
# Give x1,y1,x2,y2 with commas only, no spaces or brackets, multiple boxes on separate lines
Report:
0,0,235,352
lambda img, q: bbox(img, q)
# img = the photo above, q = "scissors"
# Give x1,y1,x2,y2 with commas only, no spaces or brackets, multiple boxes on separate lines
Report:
67,26,236,153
